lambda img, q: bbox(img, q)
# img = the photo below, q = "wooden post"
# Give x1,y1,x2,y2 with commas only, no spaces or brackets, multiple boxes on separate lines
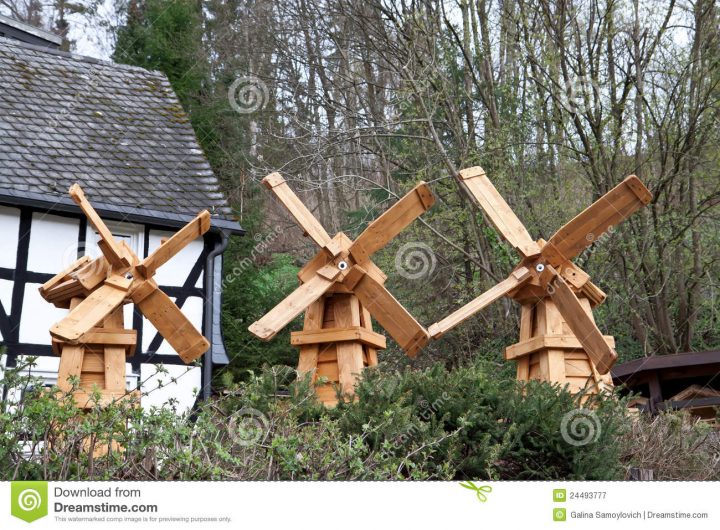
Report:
506,295,614,398
292,293,386,407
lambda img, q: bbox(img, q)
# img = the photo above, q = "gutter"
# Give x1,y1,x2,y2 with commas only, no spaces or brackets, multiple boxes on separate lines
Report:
202,229,230,399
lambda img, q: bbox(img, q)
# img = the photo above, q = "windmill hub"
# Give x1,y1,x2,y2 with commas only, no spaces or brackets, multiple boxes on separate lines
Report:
337,260,348,271
535,263,545,273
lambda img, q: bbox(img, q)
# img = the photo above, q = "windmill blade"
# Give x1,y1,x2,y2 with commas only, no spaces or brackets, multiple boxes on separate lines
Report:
543,175,652,265
458,167,541,257
263,172,332,248
546,266,617,374
346,265,429,357
428,267,532,339
249,264,340,341
133,283,209,363
50,275,131,342
68,184,130,270
349,181,435,264
136,211,211,278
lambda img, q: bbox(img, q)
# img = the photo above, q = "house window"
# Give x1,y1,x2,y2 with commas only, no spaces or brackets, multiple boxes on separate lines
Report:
86,220,144,260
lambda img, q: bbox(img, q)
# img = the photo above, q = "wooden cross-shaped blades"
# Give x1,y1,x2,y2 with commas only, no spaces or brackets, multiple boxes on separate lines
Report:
429,168,652,375
45,184,212,363
250,172,435,356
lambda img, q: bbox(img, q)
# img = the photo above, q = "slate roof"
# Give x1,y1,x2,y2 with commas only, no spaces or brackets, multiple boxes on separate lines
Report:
0,37,241,232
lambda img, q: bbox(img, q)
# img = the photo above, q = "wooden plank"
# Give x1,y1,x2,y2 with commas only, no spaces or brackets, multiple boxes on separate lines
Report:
544,175,652,263
134,285,209,363
565,358,592,377
290,327,387,349
297,298,324,379
547,266,617,373
429,267,532,339
263,172,332,248
39,255,91,296
81,351,105,373
69,184,130,270
77,329,137,346
350,265,429,357
505,334,615,360
249,270,336,340
359,304,378,367
547,349,566,384
515,304,534,381
316,360,340,381
80,372,105,387
57,345,84,392
333,295,364,397
458,167,541,257
50,278,130,342
103,308,126,392
136,211,211,278
349,181,435,264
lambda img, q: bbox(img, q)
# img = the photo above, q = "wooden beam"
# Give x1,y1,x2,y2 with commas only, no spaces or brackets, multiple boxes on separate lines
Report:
263,172,332,248
350,265,429,357
458,167,541,257
349,181,435,264
429,267,532,339
103,308,126,392
136,210,211,278
546,266,617,374
291,326,387,349
333,295,365,397
68,184,130,270
249,269,337,340
50,277,131,342
544,175,652,263
296,298,324,380
505,334,616,360
134,285,209,363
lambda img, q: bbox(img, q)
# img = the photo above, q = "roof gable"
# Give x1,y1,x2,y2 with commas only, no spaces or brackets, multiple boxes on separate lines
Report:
0,37,239,231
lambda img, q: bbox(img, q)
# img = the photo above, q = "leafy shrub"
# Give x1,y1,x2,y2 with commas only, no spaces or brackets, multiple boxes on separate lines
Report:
1,356,714,481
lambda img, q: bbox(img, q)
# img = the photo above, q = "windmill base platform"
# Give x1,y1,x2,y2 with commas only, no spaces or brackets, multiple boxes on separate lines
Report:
51,300,136,411
292,293,385,406
505,296,613,396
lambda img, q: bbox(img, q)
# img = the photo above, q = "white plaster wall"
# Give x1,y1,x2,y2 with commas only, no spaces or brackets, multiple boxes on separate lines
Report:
27,213,80,274
0,205,20,268
140,364,201,414
18,283,68,344
147,229,204,287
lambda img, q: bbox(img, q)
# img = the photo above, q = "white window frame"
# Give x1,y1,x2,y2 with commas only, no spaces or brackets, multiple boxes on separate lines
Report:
86,220,145,260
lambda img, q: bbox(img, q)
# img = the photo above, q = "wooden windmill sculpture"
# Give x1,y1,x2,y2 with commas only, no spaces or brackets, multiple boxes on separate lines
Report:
39,184,211,409
428,167,652,395
250,173,435,406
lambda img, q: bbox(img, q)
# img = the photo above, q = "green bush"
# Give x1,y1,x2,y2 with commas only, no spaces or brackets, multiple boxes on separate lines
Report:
0,356,646,481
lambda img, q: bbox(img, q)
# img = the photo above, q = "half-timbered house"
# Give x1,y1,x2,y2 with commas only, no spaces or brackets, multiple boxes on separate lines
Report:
0,20,242,413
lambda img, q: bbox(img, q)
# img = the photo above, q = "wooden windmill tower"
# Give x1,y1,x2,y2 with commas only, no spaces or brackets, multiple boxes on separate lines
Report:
250,173,435,405
428,167,652,395
40,184,211,409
